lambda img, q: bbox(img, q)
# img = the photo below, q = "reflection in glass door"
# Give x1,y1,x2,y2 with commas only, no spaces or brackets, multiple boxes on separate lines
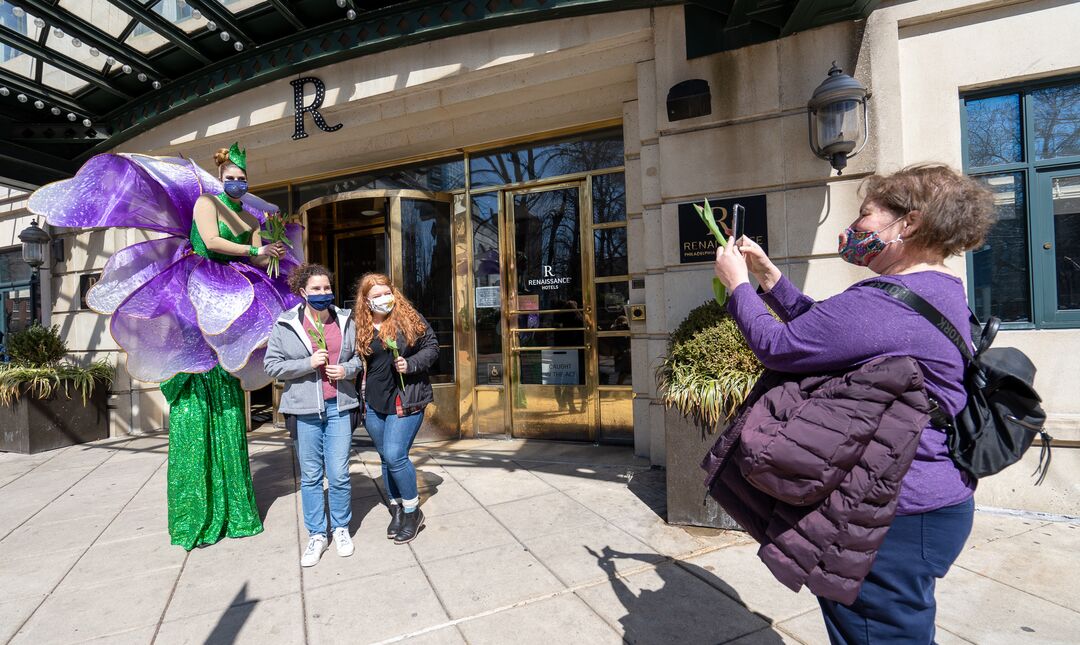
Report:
1038,168,1080,324
505,183,595,441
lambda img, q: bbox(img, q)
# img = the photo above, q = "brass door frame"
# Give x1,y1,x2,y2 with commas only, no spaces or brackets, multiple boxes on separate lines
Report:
502,180,598,442
296,189,461,442
297,189,452,287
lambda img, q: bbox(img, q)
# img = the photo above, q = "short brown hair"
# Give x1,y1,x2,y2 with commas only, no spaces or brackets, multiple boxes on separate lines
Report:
861,164,997,257
287,263,332,295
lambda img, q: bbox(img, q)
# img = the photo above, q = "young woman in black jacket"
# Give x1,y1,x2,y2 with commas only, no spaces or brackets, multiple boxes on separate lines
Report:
353,272,439,544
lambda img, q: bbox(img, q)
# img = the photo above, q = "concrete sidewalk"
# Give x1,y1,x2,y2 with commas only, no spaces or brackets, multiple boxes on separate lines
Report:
1,426,1077,645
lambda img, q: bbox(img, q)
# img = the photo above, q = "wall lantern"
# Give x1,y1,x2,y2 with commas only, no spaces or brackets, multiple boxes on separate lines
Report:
18,220,52,326
807,63,870,175
18,220,50,269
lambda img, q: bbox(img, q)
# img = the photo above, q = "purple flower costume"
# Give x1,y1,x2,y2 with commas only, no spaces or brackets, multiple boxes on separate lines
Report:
28,153,302,549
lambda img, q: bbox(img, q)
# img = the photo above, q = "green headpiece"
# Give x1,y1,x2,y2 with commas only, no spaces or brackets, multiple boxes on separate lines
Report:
227,142,246,171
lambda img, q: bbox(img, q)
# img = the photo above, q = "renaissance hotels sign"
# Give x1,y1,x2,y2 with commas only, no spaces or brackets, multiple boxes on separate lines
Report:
677,194,769,264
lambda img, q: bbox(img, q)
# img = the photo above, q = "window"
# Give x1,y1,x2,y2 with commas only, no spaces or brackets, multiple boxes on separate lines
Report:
0,3,28,63
963,78,1080,328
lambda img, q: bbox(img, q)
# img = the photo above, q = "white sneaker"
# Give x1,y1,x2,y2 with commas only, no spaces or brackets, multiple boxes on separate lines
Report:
301,534,327,567
332,527,354,557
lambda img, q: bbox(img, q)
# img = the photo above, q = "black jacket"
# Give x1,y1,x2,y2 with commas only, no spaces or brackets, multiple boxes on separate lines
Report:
364,313,439,410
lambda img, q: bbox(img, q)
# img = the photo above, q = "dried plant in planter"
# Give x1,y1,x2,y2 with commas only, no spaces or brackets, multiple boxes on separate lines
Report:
656,299,764,433
0,324,114,406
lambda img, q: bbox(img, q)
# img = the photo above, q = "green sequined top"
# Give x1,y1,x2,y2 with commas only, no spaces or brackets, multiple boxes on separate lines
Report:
190,219,252,263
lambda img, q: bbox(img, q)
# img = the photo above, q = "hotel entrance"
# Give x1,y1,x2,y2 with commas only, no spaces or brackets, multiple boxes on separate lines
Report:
300,189,461,442
472,165,632,444
262,127,633,443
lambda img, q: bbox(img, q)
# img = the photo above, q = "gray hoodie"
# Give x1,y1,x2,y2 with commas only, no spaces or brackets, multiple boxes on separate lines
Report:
264,304,363,416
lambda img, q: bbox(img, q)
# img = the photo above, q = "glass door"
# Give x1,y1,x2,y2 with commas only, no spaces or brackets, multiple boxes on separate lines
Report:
1035,167,1080,326
504,182,596,441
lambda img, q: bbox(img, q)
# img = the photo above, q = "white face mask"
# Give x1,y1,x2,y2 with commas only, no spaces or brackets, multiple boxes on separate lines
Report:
368,293,395,315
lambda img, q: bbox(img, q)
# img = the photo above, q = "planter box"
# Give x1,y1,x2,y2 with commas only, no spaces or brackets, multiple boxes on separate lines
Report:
664,407,742,530
0,384,109,454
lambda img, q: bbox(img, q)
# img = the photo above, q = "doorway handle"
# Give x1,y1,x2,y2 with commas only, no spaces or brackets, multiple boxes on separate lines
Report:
1044,242,1053,250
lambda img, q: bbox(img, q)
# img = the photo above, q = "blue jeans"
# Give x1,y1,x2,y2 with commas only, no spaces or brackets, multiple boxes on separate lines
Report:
818,497,975,644
296,400,353,536
364,409,424,501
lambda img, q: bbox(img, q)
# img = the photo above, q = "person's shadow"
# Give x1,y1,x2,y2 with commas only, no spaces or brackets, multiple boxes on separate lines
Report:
586,546,786,644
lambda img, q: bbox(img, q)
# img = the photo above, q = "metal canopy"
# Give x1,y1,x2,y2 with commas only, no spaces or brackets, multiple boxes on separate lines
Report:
0,0,877,189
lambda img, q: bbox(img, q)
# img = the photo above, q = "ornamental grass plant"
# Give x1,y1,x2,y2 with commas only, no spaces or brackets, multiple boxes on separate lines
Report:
0,324,113,406
656,299,764,432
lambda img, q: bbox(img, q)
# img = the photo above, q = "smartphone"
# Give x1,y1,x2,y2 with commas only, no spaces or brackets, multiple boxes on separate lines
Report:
731,203,744,242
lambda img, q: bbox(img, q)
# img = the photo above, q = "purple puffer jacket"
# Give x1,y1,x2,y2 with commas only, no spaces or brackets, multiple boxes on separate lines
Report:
701,355,932,605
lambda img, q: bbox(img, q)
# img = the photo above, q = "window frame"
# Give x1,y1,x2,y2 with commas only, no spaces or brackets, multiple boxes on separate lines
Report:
961,74,1080,329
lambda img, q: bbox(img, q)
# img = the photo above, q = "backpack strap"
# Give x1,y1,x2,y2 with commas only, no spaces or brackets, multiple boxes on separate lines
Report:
864,281,973,362
864,280,973,430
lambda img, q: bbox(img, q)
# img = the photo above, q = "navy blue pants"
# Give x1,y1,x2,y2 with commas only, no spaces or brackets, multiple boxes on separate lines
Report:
818,497,975,645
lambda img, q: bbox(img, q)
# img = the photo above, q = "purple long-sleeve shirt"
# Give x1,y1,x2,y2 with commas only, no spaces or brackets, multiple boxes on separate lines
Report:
727,271,976,515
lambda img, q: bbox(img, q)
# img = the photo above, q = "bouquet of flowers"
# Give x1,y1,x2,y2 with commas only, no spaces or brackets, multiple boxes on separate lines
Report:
262,211,296,279
692,198,733,305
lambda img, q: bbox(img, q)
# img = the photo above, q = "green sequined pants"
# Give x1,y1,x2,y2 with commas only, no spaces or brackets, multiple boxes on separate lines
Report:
162,365,263,550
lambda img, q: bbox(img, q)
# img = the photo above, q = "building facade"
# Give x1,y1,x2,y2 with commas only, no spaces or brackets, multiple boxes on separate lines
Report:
1,0,1077,515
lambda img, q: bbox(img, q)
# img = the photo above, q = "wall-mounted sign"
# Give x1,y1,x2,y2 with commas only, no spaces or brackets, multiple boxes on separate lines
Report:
291,77,343,140
79,273,101,310
475,286,500,309
677,194,768,264
542,349,579,385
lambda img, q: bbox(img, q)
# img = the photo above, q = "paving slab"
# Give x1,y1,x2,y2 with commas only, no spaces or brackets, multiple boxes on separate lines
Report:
0,513,113,561
518,521,663,587
0,594,45,643
0,547,85,601
526,461,646,493
575,561,769,645
79,626,160,644
964,512,1047,548
437,461,559,506
456,592,623,645
420,542,564,619
955,521,1080,611
487,490,603,540
305,566,449,644
683,543,820,624
936,565,1080,644
155,593,306,645
416,480,482,518
773,608,830,645
164,542,299,621
57,532,185,592
301,507,419,592
407,506,517,564
96,501,171,543
9,569,176,644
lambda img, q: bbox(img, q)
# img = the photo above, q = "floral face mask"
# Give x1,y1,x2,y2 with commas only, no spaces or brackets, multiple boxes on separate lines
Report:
838,217,905,267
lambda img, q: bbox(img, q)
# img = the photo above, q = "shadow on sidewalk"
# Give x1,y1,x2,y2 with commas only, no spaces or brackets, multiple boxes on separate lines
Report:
204,583,256,645
589,546,784,644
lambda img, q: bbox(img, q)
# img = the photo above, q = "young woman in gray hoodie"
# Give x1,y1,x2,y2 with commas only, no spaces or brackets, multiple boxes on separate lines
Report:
264,263,363,567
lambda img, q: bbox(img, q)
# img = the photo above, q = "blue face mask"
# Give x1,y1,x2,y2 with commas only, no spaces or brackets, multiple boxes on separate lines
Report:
223,180,248,199
305,293,334,311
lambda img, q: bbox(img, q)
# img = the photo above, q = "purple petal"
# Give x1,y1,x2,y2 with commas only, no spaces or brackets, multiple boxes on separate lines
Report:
28,154,192,236
111,255,216,382
203,276,277,372
85,237,188,314
231,345,273,391
187,261,254,335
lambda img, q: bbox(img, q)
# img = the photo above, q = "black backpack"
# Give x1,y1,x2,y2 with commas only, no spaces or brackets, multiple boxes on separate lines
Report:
867,281,1051,483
